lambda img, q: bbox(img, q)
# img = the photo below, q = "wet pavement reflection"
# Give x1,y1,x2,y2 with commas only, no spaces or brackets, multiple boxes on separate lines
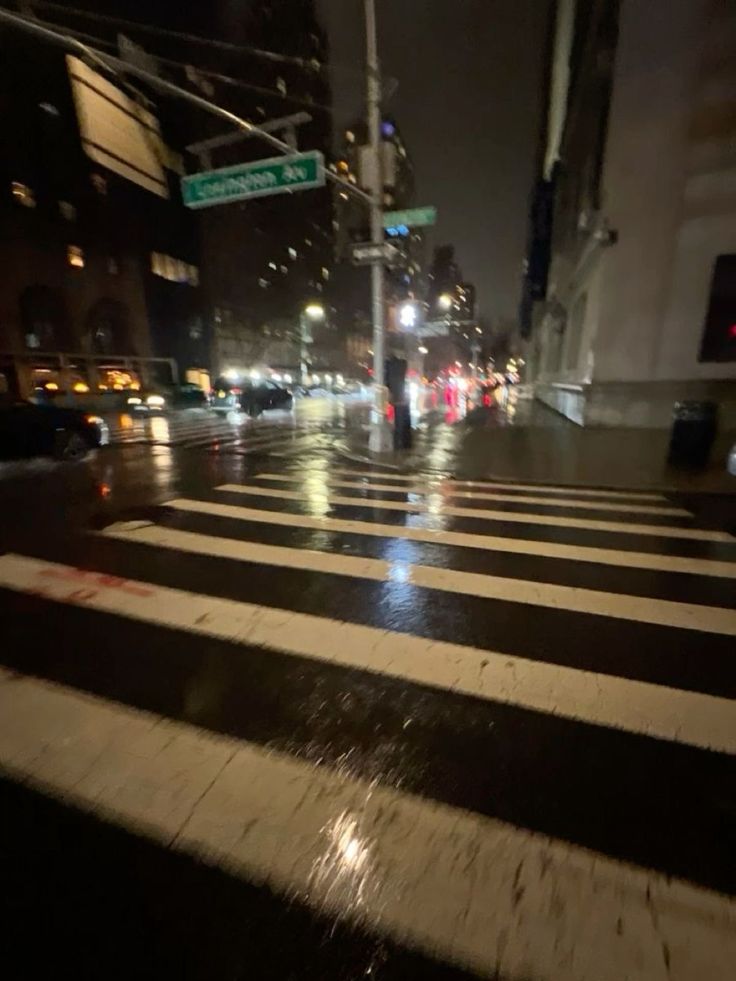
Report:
1,394,735,978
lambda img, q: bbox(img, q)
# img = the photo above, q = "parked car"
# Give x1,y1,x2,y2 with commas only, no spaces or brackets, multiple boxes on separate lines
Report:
211,377,293,416
0,399,109,461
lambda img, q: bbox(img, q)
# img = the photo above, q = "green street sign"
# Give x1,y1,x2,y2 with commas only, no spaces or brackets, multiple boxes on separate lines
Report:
181,150,325,209
383,205,437,229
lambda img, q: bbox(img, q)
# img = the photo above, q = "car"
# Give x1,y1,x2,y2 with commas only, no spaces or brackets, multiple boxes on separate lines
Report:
124,384,208,413
211,377,293,417
124,389,168,412
0,398,109,461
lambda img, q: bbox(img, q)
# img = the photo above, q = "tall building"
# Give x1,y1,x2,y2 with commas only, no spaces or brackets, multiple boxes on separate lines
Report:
40,0,336,380
0,25,202,401
187,0,335,376
521,0,736,426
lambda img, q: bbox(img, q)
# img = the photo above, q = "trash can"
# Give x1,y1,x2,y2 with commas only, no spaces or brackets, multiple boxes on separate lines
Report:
667,400,718,468
393,402,413,451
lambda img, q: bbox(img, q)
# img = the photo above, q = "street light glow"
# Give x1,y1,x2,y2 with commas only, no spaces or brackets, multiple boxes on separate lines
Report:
304,302,325,320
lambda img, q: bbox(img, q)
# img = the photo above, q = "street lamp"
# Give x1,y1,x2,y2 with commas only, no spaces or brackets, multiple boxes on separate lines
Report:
300,302,325,385
304,303,325,321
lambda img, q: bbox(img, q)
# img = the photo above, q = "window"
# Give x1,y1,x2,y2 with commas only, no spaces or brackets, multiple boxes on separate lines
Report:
321,267,330,281
258,278,270,289
107,257,119,275
59,200,76,221
90,173,107,195
11,182,35,207
67,245,85,268
150,252,199,286
345,130,355,144
288,247,297,260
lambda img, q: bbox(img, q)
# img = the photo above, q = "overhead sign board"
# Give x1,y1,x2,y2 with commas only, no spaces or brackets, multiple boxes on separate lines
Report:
383,206,437,230
417,320,451,338
350,241,400,266
67,54,168,198
181,150,325,209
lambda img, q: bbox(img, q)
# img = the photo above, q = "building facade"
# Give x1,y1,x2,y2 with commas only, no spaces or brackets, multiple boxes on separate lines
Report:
522,0,736,426
0,28,203,401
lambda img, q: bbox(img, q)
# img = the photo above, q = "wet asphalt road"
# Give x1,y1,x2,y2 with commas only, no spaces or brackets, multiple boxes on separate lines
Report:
0,400,735,980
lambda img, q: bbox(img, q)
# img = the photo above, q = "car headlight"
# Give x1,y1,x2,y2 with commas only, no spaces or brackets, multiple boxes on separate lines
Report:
127,396,143,405
146,395,166,407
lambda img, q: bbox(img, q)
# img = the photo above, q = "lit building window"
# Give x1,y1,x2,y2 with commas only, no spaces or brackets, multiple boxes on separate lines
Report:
67,245,85,268
150,251,199,285
268,261,277,271
59,200,76,221
11,182,35,207
90,173,107,195
288,247,297,260
258,278,270,289
304,238,313,247
276,77,287,95
321,267,330,280
345,130,355,143
279,264,288,274
337,160,349,172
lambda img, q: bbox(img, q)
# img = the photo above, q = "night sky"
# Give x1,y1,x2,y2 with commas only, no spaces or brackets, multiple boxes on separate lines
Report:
318,0,551,322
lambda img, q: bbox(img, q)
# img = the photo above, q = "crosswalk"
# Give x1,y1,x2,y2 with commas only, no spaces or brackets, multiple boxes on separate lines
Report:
1,465,735,978
105,411,335,453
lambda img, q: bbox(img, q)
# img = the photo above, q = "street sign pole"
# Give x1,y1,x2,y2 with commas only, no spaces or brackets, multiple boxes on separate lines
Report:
365,0,392,453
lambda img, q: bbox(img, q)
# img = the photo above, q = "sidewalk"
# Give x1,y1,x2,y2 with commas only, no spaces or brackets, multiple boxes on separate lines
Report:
360,393,736,494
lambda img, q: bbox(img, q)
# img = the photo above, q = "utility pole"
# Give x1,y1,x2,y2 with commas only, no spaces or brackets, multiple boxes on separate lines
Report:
365,0,392,452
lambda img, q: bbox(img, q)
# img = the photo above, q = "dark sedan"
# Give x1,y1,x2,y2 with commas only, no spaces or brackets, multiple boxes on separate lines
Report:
0,399,109,461
211,378,293,417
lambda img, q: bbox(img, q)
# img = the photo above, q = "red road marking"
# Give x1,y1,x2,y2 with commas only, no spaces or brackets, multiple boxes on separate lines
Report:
35,567,155,598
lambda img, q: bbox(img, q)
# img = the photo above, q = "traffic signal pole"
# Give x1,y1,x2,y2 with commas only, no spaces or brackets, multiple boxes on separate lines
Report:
365,0,392,453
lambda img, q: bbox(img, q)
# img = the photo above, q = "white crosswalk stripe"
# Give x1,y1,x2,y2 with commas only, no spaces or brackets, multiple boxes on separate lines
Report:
1,669,734,981
98,522,736,635
216,481,732,541
328,468,669,501
1,466,735,978
251,472,691,516
1,551,733,752
164,496,736,578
